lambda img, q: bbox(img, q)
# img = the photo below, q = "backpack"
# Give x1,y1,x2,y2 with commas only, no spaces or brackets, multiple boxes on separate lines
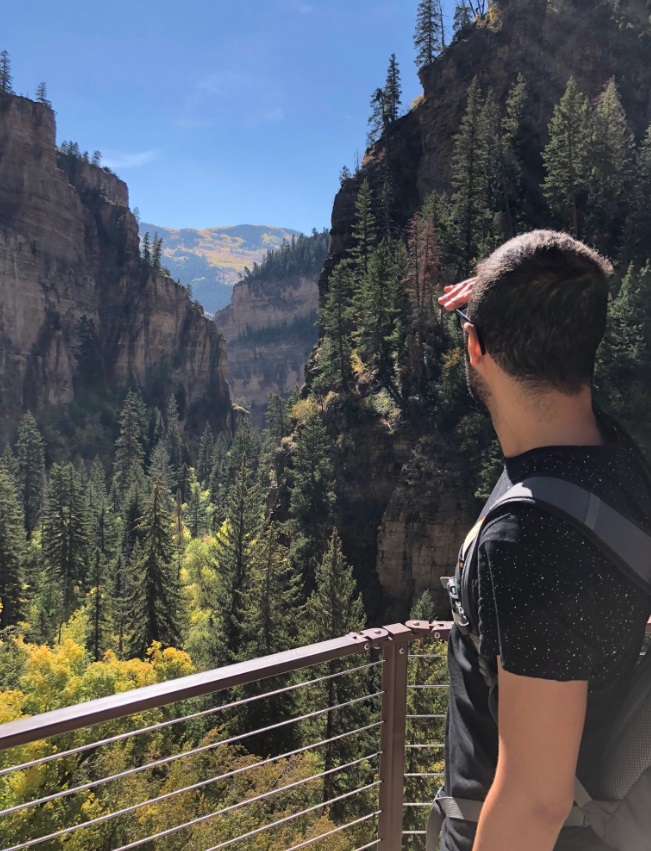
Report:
426,475,651,851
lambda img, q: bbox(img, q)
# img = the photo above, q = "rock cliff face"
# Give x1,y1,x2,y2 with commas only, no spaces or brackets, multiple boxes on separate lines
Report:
319,0,651,620
0,94,233,437
215,273,318,426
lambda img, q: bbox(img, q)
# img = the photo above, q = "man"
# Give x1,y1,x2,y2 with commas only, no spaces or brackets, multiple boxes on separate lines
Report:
436,230,651,851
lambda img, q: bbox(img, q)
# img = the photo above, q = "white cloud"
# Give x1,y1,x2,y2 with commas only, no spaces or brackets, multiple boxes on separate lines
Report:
103,150,159,170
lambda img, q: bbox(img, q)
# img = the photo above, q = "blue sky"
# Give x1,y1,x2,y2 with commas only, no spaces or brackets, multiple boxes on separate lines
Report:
5,0,456,233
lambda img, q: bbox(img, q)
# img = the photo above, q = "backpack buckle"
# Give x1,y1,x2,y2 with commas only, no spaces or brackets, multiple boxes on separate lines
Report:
444,577,471,635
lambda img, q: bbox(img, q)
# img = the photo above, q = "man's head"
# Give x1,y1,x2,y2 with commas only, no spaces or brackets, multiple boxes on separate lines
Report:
463,230,613,404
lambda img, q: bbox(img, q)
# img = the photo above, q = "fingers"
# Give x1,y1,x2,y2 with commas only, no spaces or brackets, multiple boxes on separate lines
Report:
438,277,477,311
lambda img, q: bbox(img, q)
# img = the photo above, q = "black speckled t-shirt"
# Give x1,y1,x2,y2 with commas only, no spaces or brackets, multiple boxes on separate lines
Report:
442,418,651,851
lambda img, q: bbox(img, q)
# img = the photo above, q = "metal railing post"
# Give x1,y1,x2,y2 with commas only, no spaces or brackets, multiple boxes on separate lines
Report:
377,623,413,849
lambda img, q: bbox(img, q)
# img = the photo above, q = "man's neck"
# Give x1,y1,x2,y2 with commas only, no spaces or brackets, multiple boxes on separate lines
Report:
489,385,603,459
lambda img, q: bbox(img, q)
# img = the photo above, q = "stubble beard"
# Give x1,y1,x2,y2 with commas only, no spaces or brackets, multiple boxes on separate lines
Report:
465,353,492,410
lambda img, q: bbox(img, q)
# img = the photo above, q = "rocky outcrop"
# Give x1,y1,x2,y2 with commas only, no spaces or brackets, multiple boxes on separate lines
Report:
215,273,319,425
0,94,233,437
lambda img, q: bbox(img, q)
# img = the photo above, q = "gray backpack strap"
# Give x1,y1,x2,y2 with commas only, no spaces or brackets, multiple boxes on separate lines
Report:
492,476,651,594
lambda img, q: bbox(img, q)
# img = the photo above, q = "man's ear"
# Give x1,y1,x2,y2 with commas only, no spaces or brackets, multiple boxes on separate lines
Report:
465,323,484,367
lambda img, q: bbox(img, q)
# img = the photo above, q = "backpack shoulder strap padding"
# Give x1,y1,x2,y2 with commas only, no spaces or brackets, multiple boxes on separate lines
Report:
489,476,651,595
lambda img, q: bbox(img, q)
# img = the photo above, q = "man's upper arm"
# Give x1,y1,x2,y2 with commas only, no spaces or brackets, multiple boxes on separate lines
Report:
494,661,588,817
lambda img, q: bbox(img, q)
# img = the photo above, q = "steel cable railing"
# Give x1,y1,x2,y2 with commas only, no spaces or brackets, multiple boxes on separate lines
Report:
0,621,456,851
0,690,383,820
0,660,381,780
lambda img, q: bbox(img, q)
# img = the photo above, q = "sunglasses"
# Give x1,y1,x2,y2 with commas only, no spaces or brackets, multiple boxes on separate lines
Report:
455,309,487,356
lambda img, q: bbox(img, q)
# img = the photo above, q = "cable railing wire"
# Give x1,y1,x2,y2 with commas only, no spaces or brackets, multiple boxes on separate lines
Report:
0,689,383,827
0,720,383,819
197,782,382,851
284,810,381,850
2,753,381,851
0,660,382,778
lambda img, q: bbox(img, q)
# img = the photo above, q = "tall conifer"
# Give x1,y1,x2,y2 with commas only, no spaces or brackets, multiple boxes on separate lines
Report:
113,390,146,495
0,51,13,95
316,262,355,392
414,0,444,68
0,465,25,628
450,78,492,275
350,179,378,285
302,530,368,811
586,79,634,252
127,475,181,657
622,124,651,265
17,412,46,538
196,422,215,485
233,525,302,751
542,77,593,236
384,54,402,124
288,412,336,593
217,459,263,655
42,464,90,638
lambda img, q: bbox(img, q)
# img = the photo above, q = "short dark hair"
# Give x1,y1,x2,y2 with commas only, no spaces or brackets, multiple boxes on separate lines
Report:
468,230,613,394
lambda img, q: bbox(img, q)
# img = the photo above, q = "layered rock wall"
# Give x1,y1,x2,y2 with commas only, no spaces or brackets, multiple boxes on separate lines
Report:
0,94,232,436
215,273,319,424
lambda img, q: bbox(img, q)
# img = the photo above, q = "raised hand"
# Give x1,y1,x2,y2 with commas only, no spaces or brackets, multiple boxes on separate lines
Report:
437,277,477,311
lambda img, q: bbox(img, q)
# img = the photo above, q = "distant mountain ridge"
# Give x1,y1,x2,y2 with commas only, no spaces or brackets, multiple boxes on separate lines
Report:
139,223,302,313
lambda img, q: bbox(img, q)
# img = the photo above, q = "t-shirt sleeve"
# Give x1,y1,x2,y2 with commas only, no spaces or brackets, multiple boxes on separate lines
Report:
476,507,599,680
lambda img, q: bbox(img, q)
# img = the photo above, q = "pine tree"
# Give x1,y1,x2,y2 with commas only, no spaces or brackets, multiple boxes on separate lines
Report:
222,419,261,494
232,525,302,752
35,82,51,107
585,79,634,253
91,150,102,167
450,78,493,275
404,199,443,395
316,261,355,392
196,422,215,485
127,475,181,657
480,87,504,246
111,552,130,658
152,233,163,270
16,411,46,538
302,530,369,812
165,395,185,493
357,239,406,402
216,459,263,656
0,465,25,628
414,0,444,68
288,412,336,593
454,2,474,31
500,74,528,237
384,54,402,124
2,444,19,484
88,548,110,661
41,464,90,639
184,472,211,539
265,394,290,447
113,389,146,495
149,437,174,494
141,232,151,265
622,124,651,266
0,51,13,95
208,432,229,515
542,77,593,236
146,407,165,465
368,87,387,146
349,179,378,285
